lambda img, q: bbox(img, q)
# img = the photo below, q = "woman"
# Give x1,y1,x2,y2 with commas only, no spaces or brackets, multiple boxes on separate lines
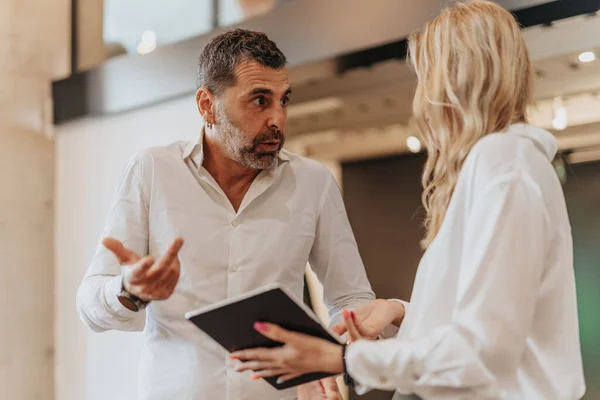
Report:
232,1,586,398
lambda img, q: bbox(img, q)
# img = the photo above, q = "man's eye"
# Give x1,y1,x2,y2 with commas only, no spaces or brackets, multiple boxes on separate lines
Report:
253,96,267,106
281,97,290,107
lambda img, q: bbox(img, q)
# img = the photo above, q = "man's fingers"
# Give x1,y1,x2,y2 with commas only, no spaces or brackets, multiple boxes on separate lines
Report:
162,266,180,291
147,257,180,285
129,256,155,282
159,237,184,268
141,265,180,300
321,376,341,394
355,321,376,340
146,237,184,278
102,237,140,264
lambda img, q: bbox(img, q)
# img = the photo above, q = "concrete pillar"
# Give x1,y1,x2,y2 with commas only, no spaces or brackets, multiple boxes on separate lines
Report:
75,0,106,71
0,0,70,399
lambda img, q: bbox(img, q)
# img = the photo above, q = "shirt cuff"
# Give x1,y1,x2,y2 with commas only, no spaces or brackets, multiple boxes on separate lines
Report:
104,275,140,318
346,339,401,392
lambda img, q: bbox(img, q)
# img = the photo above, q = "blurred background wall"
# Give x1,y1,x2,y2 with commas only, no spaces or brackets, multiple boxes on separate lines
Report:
2,1,600,399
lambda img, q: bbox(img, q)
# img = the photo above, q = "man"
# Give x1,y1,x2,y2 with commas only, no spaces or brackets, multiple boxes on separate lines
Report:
76,29,400,400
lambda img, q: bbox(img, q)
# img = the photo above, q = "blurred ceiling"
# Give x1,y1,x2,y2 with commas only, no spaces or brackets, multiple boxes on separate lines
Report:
285,13,600,163
57,0,599,124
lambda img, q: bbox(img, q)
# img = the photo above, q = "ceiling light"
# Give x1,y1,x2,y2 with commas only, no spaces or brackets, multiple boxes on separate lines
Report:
551,97,568,131
406,136,422,153
578,51,596,63
137,31,157,55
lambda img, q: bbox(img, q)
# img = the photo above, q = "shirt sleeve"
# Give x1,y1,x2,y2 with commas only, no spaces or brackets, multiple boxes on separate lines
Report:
346,171,549,398
308,172,376,326
75,154,151,332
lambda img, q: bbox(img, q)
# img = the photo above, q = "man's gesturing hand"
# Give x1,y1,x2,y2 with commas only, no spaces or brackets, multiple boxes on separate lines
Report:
103,237,184,302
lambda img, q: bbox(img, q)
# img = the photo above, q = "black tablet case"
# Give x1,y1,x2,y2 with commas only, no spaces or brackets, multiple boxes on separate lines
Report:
187,286,341,390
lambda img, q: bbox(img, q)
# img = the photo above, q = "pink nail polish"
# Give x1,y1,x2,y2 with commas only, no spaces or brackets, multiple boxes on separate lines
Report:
351,311,356,321
254,322,268,332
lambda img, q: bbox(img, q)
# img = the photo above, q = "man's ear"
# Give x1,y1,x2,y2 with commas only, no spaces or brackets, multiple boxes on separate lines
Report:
196,88,215,125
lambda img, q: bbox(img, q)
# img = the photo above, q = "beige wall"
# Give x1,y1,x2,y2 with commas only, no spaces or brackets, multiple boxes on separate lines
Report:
0,0,70,399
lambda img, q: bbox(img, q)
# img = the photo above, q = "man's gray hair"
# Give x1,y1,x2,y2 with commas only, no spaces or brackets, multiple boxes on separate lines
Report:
196,29,287,95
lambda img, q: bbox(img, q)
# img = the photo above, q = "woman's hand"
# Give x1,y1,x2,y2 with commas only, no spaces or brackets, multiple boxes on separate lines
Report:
297,310,359,400
232,322,344,384
332,299,405,339
342,309,364,342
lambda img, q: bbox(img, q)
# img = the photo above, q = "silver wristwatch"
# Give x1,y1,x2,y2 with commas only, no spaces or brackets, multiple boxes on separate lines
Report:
117,276,150,312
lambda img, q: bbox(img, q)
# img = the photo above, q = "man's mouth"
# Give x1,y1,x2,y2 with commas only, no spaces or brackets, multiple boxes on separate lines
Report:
257,141,281,152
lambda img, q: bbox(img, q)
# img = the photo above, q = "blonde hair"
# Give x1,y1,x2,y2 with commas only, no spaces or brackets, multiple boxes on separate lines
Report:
408,0,533,248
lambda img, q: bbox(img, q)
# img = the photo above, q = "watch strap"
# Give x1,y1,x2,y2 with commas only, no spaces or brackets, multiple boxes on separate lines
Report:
342,343,356,389
117,277,150,312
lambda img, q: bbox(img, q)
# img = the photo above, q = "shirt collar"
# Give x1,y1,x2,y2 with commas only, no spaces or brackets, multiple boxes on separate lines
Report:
183,126,290,168
183,130,204,168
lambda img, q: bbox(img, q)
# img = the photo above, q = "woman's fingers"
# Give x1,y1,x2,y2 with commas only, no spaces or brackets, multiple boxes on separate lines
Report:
253,322,300,343
231,347,277,362
232,323,331,384
235,360,281,373
249,368,290,379
347,321,362,341
343,309,363,341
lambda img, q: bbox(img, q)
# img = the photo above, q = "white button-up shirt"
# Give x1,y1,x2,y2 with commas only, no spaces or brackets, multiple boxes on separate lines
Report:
76,134,375,400
348,124,586,399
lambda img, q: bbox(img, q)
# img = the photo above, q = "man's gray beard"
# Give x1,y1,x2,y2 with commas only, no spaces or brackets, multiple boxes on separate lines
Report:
214,103,279,170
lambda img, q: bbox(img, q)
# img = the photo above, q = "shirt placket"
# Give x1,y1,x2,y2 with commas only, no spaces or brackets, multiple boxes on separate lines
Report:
226,168,279,399
226,209,244,400
192,160,279,400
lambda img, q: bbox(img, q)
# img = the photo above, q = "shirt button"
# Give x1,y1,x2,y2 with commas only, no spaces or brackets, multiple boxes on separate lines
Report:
231,219,240,227
379,376,388,384
228,359,236,369
230,265,238,272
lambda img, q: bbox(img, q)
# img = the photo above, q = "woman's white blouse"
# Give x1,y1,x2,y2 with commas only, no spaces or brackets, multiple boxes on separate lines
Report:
347,124,586,400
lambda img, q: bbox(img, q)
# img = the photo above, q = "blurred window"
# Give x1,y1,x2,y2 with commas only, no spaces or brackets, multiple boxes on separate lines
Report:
103,1,213,55
103,0,295,55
